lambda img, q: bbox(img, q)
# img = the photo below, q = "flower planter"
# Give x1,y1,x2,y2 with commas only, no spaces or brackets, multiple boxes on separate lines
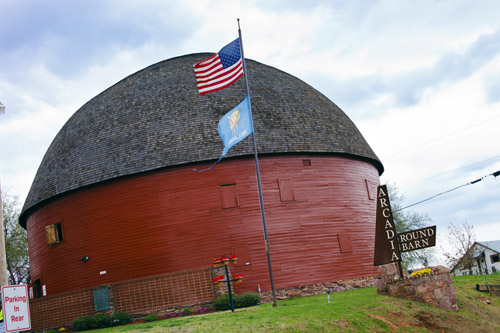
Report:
213,274,225,286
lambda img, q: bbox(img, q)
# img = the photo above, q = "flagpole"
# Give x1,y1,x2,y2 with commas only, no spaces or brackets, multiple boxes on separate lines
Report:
237,18,277,308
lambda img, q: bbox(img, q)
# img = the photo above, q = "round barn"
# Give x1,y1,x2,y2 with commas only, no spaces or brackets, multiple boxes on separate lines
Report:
20,54,383,327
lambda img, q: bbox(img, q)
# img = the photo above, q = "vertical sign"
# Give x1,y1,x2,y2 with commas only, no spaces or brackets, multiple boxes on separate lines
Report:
1,285,31,332
374,185,401,266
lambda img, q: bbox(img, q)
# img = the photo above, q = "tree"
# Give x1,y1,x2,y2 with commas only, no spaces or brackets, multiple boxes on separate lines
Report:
442,221,476,271
1,188,29,284
387,184,435,270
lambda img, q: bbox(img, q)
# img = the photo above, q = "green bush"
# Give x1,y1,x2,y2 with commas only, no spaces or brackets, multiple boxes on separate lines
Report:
72,315,96,331
47,330,58,333
213,293,236,311
72,312,129,331
111,312,132,326
182,308,192,315
93,313,113,328
144,314,159,322
214,292,261,311
236,292,261,308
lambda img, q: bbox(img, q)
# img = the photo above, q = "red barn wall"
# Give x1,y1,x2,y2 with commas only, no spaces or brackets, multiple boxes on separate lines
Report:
26,155,379,297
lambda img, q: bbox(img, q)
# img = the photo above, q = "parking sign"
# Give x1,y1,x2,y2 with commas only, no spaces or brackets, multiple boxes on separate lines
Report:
1,285,31,332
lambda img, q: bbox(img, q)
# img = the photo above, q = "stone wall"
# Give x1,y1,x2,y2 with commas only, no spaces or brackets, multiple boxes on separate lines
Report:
477,284,500,296
211,265,377,303
377,268,458,311
259,276,377,302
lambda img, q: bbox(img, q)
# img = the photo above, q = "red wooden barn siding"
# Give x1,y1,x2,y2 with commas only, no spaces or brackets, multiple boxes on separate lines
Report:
26,155,379,297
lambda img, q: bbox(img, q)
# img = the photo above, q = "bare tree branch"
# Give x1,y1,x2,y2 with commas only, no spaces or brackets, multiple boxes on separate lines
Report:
442,221,476,270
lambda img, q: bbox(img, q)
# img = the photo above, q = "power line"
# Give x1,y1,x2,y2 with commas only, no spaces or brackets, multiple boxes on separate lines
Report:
394,170,500,212
399,155,500,187
384,114,500,161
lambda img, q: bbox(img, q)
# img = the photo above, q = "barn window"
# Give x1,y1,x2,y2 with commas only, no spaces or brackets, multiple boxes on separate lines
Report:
46,222,64,245
278,179,295,202
365,179,377,200
338,233,353,253
302,159,311,167
32,279,42,299
491,254,500,264
220,184,239,208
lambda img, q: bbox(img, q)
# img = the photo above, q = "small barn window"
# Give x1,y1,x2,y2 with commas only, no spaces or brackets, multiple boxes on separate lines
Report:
278,179,295,202
338,233,352,253
491,254,500,264
302,159,311,167
46,222,64,245
32,279,42,299
220,184,239,208
365,179,377,200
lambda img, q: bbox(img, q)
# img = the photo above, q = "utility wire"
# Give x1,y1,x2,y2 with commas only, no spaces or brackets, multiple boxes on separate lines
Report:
385,114,500,161
394,170,500,212
400,155,500,187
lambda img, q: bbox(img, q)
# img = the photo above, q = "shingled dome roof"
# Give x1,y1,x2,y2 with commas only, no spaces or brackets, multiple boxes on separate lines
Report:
20,53,383,227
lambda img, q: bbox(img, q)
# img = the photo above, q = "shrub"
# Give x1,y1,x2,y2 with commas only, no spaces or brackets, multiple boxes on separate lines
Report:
47,330,58,333
236,292,261,308
72,312,126,331
182,308,192,315
214,292,261,311
72,315,96,332
111,312,132,326
93,313,113,328
144,314,159,322
213,293,236,311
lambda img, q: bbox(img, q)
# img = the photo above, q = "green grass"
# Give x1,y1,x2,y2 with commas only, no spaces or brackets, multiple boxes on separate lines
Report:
93,273,500,332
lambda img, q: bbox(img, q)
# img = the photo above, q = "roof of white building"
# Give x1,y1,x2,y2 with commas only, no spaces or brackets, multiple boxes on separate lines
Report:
477,240,500,253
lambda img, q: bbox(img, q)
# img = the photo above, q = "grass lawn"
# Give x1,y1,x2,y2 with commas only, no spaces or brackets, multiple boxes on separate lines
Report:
93,273,500,332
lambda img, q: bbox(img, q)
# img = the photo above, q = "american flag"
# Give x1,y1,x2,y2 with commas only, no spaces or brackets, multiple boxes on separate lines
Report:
193,38,244,95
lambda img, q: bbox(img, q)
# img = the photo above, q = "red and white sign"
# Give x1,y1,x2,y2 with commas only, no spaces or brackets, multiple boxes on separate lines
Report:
1,285,31,332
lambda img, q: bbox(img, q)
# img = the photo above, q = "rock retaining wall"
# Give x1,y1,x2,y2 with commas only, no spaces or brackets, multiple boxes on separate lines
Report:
476,284,500,296
259,276,377,302
377,267,458,311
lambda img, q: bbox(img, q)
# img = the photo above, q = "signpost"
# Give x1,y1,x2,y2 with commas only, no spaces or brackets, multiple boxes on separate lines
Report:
1,285,31,332
374,185,437,278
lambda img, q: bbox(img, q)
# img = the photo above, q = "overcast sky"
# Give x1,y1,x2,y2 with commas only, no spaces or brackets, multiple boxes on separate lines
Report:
1,0,499,266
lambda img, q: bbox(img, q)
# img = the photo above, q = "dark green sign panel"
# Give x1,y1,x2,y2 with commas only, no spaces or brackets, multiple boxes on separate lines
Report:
93,287,110,312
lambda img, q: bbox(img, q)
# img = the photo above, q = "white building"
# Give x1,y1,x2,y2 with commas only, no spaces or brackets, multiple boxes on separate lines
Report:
451,241,500,276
